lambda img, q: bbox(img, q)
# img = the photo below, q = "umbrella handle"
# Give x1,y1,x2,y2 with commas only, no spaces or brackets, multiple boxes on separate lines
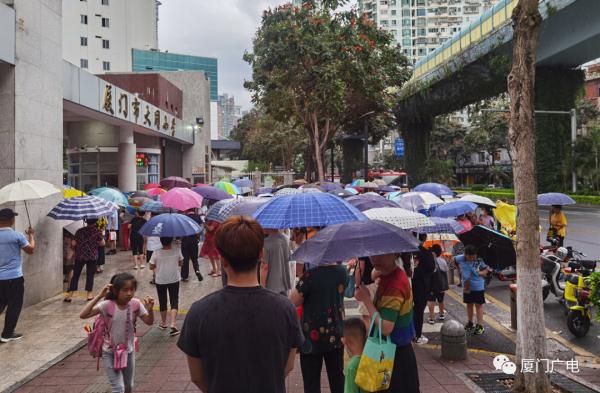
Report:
23,200,32,229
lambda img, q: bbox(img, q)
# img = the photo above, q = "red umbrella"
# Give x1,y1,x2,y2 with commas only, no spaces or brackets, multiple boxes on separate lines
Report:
160,176,192,190
144,183,160,190
194,183,209,187
147,187,166,196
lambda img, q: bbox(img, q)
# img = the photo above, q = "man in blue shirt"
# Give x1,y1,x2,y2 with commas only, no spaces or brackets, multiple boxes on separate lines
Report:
0,209,35,342
453,244,489,335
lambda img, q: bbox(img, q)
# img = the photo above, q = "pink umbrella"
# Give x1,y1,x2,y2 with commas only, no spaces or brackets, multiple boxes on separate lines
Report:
161,187,203,211
194,183,209,187
144,182,160,190
147,187,166,196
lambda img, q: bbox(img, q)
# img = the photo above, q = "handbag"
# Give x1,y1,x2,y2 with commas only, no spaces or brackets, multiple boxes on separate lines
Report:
355,312,397,392
431,259,449,293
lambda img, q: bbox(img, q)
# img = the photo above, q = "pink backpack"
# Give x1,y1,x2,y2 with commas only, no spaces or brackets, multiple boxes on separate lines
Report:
85,299,141,368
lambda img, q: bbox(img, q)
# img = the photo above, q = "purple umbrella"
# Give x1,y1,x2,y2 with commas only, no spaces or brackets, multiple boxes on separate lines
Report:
413,182,453,198
537,193,575,206
291,220,419,265
234,179,254,188
378,185,397,193
318,182,343,192
192,186,233,201
257,187,273,195
160,176,192,190
346,195,400,212
410,217,465,234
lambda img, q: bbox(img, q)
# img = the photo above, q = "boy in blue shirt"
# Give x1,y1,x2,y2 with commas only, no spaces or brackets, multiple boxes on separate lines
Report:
453,245,490,335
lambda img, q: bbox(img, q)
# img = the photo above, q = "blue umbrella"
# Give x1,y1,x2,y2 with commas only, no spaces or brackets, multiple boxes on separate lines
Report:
138,213,201,237
537,192,575,206
206,198,243,223
431,201,478,218
346,195,400,212
386,191,403,200
253,192,367,229
291,220,420,264
378,185,397,193
89,187,129,207
140,200,171,213
410,217,465,234
192,186,233,201
234,179,254,188
413,183,453,198
48,195,118,220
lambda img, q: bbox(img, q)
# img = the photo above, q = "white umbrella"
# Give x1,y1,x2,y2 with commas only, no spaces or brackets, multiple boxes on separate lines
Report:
61,220,85,235
460,194,496,207
364,207,434,230
0,179,61,226
393,191,444,212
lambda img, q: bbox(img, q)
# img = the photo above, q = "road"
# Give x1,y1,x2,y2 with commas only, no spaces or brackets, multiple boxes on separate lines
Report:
482,204,600,358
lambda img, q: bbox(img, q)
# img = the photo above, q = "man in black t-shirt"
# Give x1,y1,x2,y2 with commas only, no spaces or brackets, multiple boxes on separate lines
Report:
128,210,147,269
181,209,203,282
178,216,303,393
412,233,436,345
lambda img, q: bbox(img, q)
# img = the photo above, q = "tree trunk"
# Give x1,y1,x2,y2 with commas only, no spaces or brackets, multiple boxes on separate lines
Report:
507,1,550,392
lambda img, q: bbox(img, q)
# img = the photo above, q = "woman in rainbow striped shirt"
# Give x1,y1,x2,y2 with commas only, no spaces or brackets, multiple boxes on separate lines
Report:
355,253,420,393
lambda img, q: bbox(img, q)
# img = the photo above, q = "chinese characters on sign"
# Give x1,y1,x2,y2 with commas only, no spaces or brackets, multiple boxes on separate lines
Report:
118,93,128,118
493,355,579,375
102,85,114,115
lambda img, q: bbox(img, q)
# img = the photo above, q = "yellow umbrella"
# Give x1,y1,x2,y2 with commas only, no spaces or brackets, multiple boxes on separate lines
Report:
63,188,86,198
494,200,516,238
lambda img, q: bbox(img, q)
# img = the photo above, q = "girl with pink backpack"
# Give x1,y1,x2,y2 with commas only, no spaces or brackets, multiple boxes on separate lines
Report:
80,273,154,393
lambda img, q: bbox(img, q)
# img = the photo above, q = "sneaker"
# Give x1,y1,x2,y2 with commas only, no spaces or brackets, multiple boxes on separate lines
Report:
181,278,189,282
139,265,146,269
438,312,446,321
170,327,181,337
428,318,435,325
149,280,155,285
414,336,428,345
473,324,485,335
195,271,203,282
0,333,23,343
133,266,138,270
464,321,474,332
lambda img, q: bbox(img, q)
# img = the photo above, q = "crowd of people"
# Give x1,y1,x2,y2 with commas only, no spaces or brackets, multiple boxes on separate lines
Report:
0,182,571,393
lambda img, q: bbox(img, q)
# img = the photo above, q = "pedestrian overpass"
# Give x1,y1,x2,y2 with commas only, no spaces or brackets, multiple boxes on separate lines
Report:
394,0,600,185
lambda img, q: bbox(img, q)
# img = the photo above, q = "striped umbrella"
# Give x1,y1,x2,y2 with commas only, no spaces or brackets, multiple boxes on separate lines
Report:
140,200,171,213
89,187,128,207
214,181,241,195
48,196,118,220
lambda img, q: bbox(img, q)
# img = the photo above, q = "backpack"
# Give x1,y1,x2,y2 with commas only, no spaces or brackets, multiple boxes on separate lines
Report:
85,299,141,369
430,258,449,294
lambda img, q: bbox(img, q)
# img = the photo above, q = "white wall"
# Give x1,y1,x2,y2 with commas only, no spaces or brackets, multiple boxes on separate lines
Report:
210,101,218,140
62,0,158,74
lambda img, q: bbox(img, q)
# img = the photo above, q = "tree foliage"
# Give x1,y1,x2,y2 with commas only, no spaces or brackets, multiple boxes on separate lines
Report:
244,1,411,181
465,99,510,164
229,107,307,172
430,117,467,162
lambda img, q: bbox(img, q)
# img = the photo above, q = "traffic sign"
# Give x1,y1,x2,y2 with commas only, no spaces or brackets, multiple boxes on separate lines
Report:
395,138,404,157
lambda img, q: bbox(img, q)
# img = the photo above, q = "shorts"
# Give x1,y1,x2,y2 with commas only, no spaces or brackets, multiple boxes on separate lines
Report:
427,292,445,303
130,236,144,256
463,290,485,305
108,230,117,241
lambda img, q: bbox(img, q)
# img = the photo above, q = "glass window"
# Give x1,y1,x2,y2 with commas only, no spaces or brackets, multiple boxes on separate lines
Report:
80,15,88,24
391,10,396,15
101,17,109,27
401,9,410,16
102,61,110,71
417,28,426,36
402,39,411,46
416,8,426,16
402,18,411,26
80,37,87,46
80,59,88,68
102,39,109,49
391,19,397,25
402,29,411,37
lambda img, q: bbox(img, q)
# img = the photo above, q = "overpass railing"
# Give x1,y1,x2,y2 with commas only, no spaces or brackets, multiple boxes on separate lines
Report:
411,0,550,82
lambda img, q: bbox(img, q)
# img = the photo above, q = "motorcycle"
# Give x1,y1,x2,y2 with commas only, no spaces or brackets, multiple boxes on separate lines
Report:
541,248,597,337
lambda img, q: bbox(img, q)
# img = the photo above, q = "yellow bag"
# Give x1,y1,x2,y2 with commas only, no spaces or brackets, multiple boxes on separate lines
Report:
355,312,396,392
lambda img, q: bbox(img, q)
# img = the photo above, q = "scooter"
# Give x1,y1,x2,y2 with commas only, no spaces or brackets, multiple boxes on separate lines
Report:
484,264,551,300
541,250,596,337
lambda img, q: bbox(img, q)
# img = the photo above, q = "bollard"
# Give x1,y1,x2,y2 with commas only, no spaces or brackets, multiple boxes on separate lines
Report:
509,284,517,330
441,320,467,361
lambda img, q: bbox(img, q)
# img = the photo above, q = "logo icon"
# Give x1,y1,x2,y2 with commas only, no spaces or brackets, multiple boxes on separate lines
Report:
152,222,163,236
493,354,516,375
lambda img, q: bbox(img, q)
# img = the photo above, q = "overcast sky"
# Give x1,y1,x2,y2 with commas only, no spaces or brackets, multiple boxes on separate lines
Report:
158,0,355,111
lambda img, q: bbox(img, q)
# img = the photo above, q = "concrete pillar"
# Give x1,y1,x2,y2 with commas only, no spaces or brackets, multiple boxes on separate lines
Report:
118,126,137,191
0,0,63,306
399,116,433,187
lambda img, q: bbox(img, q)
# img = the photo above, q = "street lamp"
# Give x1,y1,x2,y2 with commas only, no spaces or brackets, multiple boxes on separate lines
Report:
359,111,376,180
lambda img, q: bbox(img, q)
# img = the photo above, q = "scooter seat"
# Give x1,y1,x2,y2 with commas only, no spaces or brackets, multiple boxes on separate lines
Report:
578,260,598,270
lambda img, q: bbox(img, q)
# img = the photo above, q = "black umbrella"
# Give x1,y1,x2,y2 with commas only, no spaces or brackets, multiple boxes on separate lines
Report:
458,225,516,269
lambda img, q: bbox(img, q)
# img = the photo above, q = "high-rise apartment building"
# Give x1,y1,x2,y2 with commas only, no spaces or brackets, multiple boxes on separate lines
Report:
217,94,241,140
62,0,160,74
358,0,498,64
132,49,220,139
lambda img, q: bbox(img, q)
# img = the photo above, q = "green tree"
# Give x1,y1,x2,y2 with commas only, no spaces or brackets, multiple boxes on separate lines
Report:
229,108,307,171
430,117,467,162
423,159,456,185
244,0,411,181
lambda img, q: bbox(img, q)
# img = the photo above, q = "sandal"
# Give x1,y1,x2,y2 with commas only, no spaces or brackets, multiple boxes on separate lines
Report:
170,327,181,337
63,298,72,303
157,323,168,330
